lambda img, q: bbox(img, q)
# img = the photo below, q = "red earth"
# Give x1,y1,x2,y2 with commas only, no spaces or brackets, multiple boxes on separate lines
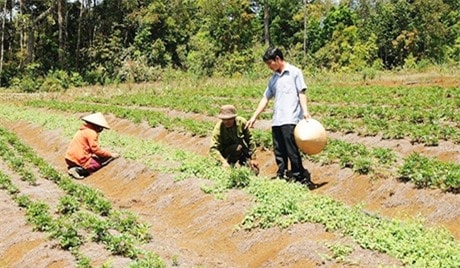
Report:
0,73,459,267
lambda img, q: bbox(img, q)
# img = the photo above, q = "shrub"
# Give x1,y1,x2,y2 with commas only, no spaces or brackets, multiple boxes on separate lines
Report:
10,76,41,92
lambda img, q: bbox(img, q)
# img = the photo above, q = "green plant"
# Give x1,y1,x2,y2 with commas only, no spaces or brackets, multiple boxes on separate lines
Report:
25,201,54,232
105,233,137,258
129,250,165,268
58,195,80,214
76,256,91,268
227,167,252,189
14,194,32,208
399,153,460,192
0,173,12,189
50,217,82,250
326,242,354,262
353,156,373,174
171,254,180,266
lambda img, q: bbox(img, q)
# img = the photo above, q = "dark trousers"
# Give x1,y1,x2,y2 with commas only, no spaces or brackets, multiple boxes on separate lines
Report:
222,143,250,165
272,124,305,178
65,156,113,174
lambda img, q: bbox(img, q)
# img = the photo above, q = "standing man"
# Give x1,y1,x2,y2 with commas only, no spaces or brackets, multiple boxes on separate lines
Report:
65,112,119,179
210,104,259,174
246,47,312,184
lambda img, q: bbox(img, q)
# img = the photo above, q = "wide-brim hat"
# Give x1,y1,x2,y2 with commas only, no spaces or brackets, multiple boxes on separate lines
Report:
218,104,237,119
294,118,327,155
81,112,111,129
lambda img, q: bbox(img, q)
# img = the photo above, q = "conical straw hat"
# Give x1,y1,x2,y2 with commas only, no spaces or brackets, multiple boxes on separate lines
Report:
294,118,327,155
81,112,111,129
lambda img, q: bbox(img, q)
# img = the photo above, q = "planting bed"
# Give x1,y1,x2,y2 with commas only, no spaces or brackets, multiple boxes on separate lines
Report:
0,74,459,267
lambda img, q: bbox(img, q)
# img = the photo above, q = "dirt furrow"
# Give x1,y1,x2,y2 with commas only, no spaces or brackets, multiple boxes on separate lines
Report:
1,119,403,267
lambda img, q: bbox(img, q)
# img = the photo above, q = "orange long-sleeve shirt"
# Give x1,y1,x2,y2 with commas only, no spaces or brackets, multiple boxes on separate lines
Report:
65,123,112,168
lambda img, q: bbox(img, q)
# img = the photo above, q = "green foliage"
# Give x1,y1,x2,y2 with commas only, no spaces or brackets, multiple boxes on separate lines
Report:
227,167,252,188
50,216,82,250
118,56,162,83
129,250,165,268
372,148,397,166
214,49,256,77
110,210,152,242
0,173,12,190
186,31,218,77
251,129,272,149
353,156,372,174
39,70,87,92
325,242,354,262
15,194,32,208
0,126,165,264
76,255,92,268
81,186,112,216
104,233,138,258
2,0,459,86
315,25,378,71
1,102,460,266
399,153,460,192
58,195,80,215
10,76,42,92
266,0,304,47
448,36,460,63
40,70,71,92
198,0,257,54
26,201,54,232
9,67,86,92
323,4,357,41
84,65,113,85
243,177,460,267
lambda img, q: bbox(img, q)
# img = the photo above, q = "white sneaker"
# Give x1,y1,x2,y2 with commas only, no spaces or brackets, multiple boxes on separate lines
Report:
68,167,84,180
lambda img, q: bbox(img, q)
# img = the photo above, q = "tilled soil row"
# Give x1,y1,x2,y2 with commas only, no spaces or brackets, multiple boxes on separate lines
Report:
0,118,403,267
105,114,460,239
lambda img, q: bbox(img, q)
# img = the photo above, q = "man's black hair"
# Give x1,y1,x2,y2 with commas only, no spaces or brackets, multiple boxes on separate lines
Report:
262,47,284,62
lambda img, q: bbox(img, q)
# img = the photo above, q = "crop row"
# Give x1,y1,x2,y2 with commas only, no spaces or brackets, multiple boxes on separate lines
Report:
21,101,460,192
0,106,459,266
0,127,165,267
76,82,460,145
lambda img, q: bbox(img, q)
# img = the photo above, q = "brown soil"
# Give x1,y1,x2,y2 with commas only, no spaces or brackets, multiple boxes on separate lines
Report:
1,72,459,267
0,107,459,267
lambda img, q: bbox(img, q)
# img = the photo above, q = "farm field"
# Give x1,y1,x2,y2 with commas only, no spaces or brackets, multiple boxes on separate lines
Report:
0,71,459,267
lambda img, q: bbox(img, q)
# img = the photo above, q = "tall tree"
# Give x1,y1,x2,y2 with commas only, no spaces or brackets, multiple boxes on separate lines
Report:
264,0,270,46
265,0,304,48
411,0,450,62
57,0,66,68
0,0,7,85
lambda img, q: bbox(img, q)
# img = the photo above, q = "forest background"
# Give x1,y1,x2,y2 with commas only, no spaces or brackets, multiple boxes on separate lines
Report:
1,0,459,91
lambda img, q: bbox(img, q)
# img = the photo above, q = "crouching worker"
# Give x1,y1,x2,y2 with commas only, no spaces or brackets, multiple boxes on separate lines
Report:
209,105,259,175
65,112,120,179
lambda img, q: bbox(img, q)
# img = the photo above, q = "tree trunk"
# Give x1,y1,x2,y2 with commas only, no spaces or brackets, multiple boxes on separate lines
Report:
25,6,54,65
263,0,270,46
57,0,67,69
19,0,25,68
303,0,307,61
76,0,85,69
8,0,13,56
0,0,7,86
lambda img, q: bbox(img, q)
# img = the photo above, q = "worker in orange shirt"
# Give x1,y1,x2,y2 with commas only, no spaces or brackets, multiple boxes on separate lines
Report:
65,112,119,179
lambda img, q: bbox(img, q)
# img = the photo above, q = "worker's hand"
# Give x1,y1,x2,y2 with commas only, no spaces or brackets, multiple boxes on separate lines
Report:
303,112,311,119
111,152,120,159
246,117,256,129
222,162,231,169
249,160,259,175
